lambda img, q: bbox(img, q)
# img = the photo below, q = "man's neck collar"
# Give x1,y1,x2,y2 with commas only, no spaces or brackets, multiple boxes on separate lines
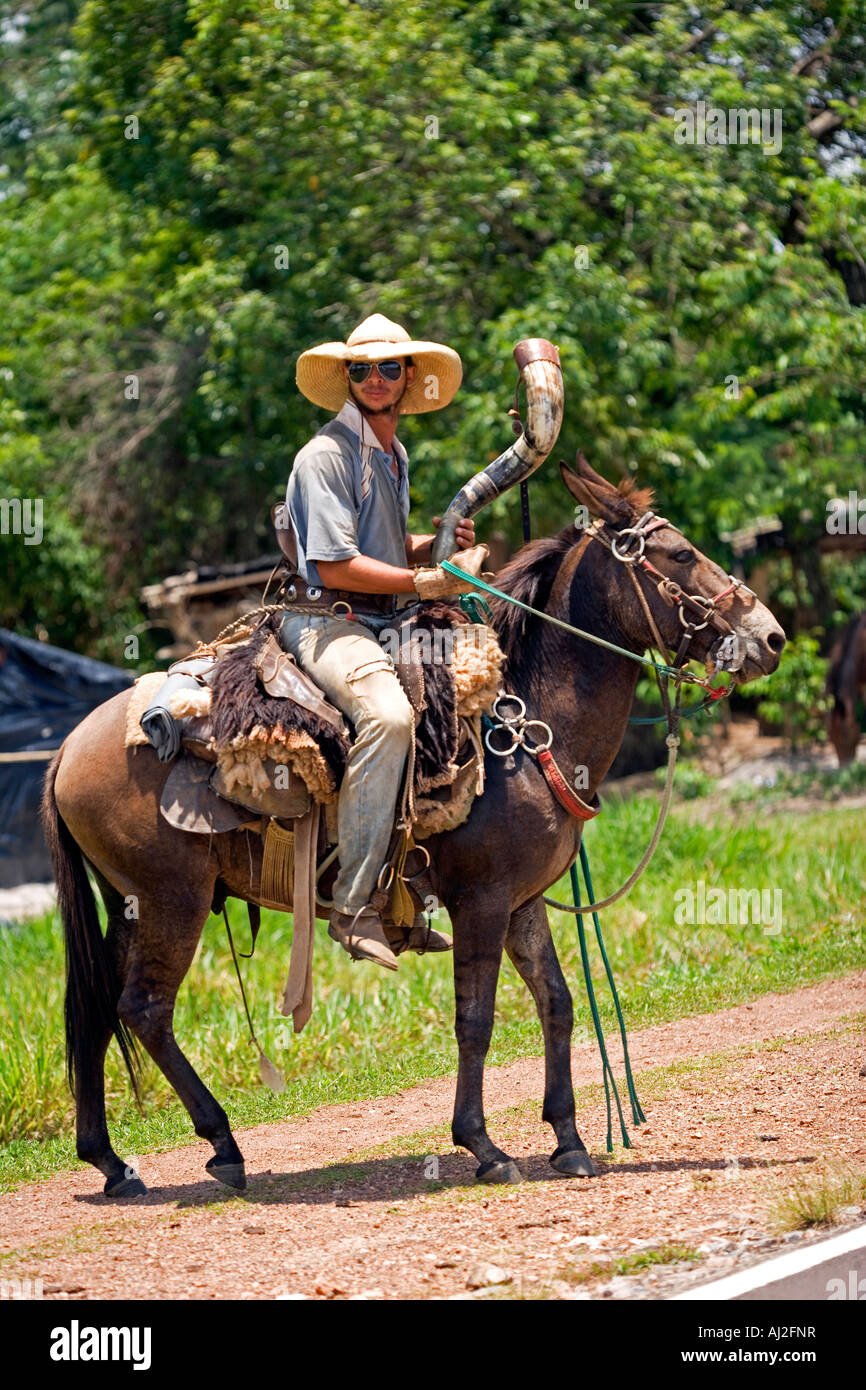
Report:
335,399,406,461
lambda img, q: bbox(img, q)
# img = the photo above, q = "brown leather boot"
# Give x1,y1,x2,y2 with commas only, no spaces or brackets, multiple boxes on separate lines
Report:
385,912,453,956
329,907,399,971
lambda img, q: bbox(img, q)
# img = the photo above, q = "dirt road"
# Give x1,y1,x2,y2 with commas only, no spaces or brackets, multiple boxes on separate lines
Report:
1,973,863,1300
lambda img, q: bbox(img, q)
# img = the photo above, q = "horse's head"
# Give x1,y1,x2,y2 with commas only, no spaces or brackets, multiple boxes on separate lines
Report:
560,454,786,683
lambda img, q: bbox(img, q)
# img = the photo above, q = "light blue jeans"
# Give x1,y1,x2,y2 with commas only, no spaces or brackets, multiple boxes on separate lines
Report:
278,612,414,915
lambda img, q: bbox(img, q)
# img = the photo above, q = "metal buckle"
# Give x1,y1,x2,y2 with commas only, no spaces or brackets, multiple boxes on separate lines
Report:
330,600,354,619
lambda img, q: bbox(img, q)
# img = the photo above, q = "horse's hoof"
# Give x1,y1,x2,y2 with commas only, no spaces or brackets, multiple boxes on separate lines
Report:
206,1159,246,1191
476,1159,524,1185
104,1175,148,1198
550,1147,596,1178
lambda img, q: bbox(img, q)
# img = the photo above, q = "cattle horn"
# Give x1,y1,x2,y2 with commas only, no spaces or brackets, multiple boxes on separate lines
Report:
430,338,564,564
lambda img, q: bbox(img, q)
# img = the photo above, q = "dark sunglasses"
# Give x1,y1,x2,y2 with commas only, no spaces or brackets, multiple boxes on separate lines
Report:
347,359,405,383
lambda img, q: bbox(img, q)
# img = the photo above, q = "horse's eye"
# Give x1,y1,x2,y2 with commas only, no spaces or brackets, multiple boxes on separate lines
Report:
673,549,695,564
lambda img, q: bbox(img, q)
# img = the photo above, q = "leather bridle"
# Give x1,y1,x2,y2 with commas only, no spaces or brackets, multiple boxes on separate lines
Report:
582,511,755,673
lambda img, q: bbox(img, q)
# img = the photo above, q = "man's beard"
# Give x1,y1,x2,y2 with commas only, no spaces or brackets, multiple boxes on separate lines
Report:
348,380,406,417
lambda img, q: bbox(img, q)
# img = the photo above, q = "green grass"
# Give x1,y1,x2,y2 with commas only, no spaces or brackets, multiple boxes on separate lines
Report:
475,1245,705,1299
0,794,863,1190
569,1243,704,1284
767,1164,866,1233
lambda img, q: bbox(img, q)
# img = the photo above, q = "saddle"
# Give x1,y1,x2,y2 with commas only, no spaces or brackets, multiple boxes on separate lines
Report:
128,605,503,856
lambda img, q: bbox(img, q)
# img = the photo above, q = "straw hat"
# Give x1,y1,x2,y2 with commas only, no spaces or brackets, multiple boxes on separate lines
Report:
296,313,462,415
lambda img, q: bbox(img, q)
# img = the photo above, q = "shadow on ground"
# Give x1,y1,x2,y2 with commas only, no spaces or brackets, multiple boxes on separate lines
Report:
72,1150,818,1209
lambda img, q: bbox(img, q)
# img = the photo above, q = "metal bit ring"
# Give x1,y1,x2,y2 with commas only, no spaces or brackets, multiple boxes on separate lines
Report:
520,720,554,754
678,599,711,631
485,723,520,757
492,693,526,725
611,529,646,563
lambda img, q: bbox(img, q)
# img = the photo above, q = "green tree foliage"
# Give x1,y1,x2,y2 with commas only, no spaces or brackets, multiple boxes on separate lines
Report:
1,1,865,654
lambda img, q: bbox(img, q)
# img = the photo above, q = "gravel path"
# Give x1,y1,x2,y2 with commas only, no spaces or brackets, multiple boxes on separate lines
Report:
1,972,863,1300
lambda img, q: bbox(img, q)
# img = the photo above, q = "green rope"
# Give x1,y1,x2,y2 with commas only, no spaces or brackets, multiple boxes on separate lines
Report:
571,862,630,1152
442,558,684,680
579,842,646,1126
458,556,653,1144
458,591,494,624
628,699,718,725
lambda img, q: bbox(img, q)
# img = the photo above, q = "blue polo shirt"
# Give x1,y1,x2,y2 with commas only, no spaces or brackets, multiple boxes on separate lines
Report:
286,401,411,588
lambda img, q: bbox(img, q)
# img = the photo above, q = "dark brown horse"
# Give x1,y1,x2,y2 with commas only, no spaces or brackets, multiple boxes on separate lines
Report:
42,456,785,1196
827,612,866,766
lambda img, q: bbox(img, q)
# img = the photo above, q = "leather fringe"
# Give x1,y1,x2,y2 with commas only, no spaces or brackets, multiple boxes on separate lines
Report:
260,820,295,910
388,831,417,929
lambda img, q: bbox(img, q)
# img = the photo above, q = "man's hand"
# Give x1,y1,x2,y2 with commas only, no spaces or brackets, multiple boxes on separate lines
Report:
432,515,475,550
413,543,489,600
405,516,475,565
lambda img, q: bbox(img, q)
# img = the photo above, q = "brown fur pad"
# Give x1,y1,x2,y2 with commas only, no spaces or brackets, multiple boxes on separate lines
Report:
207,620,351,783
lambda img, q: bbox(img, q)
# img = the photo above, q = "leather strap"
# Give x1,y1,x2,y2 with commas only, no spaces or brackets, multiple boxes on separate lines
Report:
281,576,397,617
279,801,321,1033
240,903,261,959
536,748,601,821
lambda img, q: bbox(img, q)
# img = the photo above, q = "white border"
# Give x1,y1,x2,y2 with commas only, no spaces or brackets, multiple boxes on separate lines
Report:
670,1223,866,1300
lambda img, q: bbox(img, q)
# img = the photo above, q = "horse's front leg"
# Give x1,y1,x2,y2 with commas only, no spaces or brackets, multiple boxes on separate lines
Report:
505,894,595,1177
449,889,523,1184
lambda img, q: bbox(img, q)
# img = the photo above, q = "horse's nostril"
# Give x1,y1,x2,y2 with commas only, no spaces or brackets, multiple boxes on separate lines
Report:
767,630,786,654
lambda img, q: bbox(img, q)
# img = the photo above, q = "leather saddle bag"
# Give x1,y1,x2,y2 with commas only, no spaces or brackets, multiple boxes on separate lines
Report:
255,632,349,736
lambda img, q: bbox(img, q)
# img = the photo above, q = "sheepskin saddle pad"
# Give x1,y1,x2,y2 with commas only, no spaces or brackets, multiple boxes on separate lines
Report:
126,606,504,833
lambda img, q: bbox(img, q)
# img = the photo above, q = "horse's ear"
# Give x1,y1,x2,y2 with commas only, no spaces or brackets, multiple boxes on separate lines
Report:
560,454,630,525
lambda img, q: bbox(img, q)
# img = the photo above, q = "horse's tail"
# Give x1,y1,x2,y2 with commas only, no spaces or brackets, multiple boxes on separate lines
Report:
41,751,141,1103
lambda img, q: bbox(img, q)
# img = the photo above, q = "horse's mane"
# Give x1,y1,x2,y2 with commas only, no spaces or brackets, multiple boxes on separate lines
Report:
489,478,654,685
489,525,576,678
618,476,655,514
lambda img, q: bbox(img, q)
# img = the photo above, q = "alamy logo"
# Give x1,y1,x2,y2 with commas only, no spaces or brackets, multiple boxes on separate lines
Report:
0,497,43,545
674,101,783,155
49,1320,152,1370
826,493,866,535
674,879,782,934
0,1275,43,1299
826,1271,866,1300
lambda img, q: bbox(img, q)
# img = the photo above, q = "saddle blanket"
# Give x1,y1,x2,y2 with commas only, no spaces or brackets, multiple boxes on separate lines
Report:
125,607,504,837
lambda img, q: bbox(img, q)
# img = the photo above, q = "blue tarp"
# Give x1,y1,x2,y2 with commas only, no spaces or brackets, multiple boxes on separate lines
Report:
0,629,132,887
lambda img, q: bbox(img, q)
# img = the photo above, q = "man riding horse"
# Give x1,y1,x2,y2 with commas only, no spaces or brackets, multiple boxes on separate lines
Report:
43,328,786,1195
284,314,488,972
